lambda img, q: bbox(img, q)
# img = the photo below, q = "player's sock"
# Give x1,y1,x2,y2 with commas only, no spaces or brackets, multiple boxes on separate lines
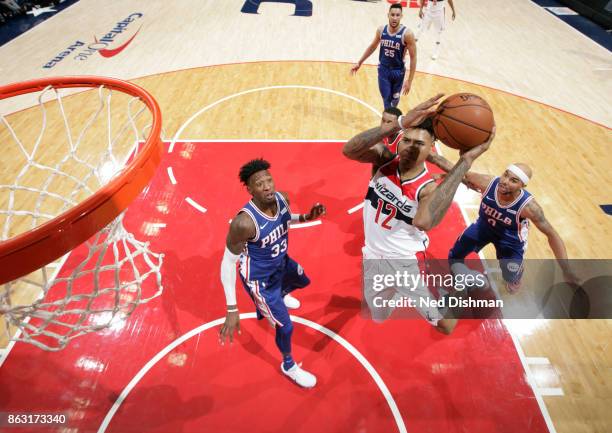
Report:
275,321,294,364
282,353,296,370
432,42,441,60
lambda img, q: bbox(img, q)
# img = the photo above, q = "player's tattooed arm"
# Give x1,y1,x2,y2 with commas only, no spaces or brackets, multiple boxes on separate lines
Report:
415,129,493,230
521,200,580,286
343,94,443,167
427,153,493,192
414,158,471,230
343,127,396,167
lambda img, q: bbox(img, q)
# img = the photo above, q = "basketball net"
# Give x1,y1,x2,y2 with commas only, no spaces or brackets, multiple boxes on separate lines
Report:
0,81,163,351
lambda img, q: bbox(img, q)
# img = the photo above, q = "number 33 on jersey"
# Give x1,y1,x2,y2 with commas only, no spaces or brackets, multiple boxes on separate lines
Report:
239,192,291,280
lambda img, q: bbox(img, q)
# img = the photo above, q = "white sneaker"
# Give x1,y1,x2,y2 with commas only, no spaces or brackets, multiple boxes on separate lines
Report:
283,294,301,309
431,52,439,60
281,362,317,388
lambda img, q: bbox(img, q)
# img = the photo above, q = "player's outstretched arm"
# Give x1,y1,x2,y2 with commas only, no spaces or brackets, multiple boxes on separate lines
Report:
448,0,457,20
219,213,256,345
351,27,382,75
427,153,493,192
402,30,417,95
414,136,493,231
281,191,326,223
343,93,444,167
521,200,581,286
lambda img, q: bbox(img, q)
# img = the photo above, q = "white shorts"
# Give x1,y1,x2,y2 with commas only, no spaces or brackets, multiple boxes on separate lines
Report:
362,246,443,325
420,3,446,33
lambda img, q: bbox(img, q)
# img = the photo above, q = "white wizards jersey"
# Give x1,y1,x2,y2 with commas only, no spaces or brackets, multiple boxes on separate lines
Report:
425,0,445,13
363,158,435,258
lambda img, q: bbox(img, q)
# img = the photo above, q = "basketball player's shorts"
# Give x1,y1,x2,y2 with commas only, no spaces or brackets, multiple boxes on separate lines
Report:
420,2,446,33
362,246,444,325
449,223,525,283
378,65,405,108
240,256,310,327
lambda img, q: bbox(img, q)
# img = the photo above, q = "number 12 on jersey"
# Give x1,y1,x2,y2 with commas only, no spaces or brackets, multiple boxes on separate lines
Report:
374,199,396,230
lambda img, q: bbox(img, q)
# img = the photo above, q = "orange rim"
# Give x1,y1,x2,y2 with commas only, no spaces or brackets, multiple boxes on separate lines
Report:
0,76,163,284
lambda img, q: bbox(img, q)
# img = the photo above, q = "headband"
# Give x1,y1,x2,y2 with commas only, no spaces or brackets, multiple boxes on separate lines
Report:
507,164,530,185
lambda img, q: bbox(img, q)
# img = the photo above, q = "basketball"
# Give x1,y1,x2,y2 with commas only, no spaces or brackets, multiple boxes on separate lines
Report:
432,93,495,150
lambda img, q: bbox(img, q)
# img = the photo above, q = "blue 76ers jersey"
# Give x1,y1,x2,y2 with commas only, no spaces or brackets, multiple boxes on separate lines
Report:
239,192,291,281
477,177,533,246
379,25,406,69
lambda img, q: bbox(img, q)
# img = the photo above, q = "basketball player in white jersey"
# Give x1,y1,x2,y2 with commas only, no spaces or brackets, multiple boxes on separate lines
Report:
415,0,456,60
343,93,494,334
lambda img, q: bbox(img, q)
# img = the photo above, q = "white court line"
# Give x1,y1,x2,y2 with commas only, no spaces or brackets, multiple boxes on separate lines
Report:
173,139,347,143
97,313,407,433
347,202,364,214
445,138,558,433
290,220,322,229
167,167,177,185
185,197,207,213
538,388,564,397
167,85,380,153
526,357,552,365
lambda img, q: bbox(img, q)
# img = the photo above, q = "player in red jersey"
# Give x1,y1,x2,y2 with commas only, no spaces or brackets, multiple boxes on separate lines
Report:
381,106,403,154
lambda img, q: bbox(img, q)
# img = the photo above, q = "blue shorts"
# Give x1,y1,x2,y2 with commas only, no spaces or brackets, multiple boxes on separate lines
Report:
240,256,310,327
449,222,525,283
378,66,405,109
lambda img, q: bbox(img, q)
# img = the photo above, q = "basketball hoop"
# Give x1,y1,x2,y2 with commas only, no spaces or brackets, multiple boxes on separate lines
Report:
0,76,164,351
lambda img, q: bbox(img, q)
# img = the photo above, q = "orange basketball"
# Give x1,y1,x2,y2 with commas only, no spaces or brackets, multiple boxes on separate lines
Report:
432,93,495,150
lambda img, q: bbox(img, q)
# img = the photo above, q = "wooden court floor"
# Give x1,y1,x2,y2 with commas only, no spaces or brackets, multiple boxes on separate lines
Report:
1,0,611,432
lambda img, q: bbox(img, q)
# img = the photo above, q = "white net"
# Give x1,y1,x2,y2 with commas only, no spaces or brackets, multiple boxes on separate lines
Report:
0,82,164,351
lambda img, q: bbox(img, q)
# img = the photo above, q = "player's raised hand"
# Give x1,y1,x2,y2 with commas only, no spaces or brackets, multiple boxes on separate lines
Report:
399,93,445,128
563,268,582,288
350,63,361,75
460,126,496,164
419,9,424,19
306,203,326,221
401,81,411,96
219,310,241,345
